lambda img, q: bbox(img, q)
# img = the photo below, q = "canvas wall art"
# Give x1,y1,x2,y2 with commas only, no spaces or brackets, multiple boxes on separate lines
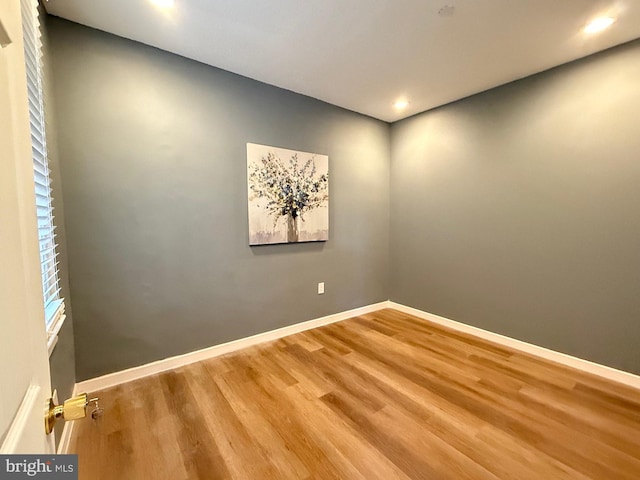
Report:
247,143,329,245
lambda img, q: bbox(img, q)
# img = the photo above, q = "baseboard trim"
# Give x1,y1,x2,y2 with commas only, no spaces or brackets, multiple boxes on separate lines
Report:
75,301,390,393
73,299,639,396
388,301,640,390
56,384,78,454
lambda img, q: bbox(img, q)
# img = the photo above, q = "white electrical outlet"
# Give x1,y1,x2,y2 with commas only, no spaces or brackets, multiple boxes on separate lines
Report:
318,282,325,294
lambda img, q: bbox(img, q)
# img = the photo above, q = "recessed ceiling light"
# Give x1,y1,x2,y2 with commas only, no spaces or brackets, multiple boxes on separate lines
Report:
393,99,410,110
584,17,615,34
150,0,174,9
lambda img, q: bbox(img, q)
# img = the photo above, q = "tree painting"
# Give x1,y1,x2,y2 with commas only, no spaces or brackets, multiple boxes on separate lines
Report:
247,143,329,245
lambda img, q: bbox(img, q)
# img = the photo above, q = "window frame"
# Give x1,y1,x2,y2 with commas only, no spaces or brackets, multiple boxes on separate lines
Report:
21,0,66,355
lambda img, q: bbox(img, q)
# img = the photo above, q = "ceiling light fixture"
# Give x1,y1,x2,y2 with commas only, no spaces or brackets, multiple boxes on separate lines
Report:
393,99,409,110
150,0,174,9
583,16,615,34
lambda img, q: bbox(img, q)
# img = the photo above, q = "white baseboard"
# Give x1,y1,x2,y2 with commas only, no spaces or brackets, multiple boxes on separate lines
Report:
71,300,639,402
75,301,390,394
388,301,640,390
56,383,78,454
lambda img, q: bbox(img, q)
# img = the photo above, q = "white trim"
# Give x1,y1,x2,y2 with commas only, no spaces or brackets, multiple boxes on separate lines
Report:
47,313,66,357
46,302,65,336
388,301,640,390
47,334,58,357
56,384,78,454
0,385,41,453
74,300,640,395
76,302,389,393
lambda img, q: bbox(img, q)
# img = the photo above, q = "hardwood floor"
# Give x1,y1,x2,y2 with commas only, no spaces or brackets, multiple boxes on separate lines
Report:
69,309,640,479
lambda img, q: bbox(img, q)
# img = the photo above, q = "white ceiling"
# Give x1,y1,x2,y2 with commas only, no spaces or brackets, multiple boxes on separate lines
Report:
44,0,640,122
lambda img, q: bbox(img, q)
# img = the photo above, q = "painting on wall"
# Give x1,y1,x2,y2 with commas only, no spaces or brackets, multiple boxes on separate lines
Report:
247,143,329,245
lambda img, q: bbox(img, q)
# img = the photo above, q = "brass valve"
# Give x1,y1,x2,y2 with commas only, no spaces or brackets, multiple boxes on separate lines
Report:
45,392,99,435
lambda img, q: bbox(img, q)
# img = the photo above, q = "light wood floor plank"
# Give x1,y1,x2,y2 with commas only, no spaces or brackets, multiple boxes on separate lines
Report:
69,308,640,479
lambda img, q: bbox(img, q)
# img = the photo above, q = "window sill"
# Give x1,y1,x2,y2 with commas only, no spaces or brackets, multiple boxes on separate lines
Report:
46,304,66,357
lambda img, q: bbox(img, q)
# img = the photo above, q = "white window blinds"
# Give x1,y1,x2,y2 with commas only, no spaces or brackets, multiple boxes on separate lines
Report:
21,0,65,340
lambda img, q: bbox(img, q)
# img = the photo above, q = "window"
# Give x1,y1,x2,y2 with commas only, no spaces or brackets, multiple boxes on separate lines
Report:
21,0,65,352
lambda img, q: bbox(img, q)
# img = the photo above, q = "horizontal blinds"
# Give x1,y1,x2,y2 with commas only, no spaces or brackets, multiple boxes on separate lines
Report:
21,0,64,332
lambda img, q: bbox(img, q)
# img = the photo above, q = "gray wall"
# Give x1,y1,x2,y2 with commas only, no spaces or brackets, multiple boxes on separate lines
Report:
48,18,390,380
49,16,640,380
390,39,640,374
41,9,76,445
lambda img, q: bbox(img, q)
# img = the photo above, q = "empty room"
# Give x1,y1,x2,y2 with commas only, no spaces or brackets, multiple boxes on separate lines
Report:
1,0,639,479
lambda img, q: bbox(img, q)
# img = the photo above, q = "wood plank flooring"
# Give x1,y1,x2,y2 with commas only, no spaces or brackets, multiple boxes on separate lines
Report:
69,309,640,479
